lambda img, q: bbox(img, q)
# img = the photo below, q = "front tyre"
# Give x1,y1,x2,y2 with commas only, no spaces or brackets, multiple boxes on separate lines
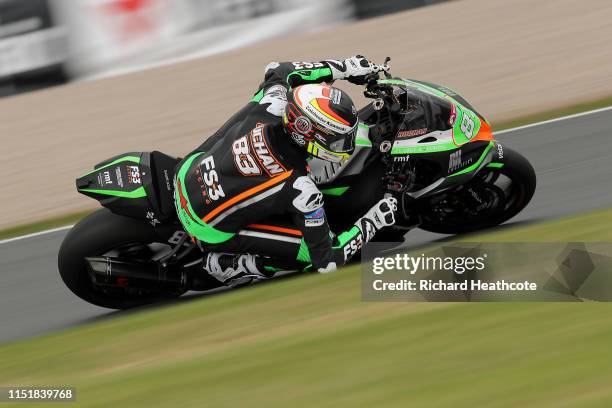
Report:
58,209,185,309
417,146,536,235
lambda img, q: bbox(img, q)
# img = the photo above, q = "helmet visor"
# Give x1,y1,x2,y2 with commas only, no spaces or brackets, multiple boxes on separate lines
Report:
327,127,357,153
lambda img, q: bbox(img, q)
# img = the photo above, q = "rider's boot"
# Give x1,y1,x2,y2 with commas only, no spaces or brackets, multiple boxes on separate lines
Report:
202,253,270,287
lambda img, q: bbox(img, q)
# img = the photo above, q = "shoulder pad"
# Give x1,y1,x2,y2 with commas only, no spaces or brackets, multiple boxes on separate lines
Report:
260,84,287,117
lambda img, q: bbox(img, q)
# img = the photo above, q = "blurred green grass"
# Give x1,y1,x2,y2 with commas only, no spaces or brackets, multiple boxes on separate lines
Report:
2,208,612,407
0,210,93,241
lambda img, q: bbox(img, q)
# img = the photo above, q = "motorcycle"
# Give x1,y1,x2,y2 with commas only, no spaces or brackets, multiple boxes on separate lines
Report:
58,59,536,308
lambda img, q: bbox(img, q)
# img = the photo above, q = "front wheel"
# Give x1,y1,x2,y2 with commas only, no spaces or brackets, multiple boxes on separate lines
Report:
417,146,536,235
58,209,186,309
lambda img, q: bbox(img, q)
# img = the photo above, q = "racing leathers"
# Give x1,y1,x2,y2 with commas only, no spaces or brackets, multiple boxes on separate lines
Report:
174,56,395,284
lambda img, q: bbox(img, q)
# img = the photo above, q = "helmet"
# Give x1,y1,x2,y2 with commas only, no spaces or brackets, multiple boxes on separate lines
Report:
283,84,358,163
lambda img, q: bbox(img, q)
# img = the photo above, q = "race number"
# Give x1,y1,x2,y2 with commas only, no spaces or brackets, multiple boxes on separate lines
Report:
460,113,475,140
232,136,261,175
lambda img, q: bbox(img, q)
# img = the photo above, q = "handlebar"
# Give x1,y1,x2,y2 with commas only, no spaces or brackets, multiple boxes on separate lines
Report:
363,57,394,99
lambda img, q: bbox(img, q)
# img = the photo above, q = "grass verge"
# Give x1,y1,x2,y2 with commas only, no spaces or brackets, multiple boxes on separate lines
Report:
0,210,93,241
492,94,612,131
2,207,612,407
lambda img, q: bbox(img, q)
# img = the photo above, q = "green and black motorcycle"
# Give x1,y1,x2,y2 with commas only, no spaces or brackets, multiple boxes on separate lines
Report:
58,63,536,309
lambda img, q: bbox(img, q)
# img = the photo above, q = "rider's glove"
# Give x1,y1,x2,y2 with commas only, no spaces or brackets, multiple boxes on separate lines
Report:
356,197,398,240
327,55,389,85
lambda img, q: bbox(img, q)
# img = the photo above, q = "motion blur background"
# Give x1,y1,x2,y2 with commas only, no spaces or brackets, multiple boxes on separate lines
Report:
2,0,611,230
0,0,445,96
3,3,612,404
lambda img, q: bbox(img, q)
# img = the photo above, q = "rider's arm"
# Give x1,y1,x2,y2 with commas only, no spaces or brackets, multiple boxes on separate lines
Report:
255,56,385,92
289,175,397,272
250,56,384,117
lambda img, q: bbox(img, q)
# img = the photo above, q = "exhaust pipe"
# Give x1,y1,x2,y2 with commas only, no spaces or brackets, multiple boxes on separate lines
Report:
85,256,187,290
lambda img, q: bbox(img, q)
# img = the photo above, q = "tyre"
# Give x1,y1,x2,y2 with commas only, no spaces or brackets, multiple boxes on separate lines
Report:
58,209,186,309
417,146,536,235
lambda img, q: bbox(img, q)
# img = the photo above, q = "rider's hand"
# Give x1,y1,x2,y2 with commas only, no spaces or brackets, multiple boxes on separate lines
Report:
342,55,389,85
363,197,398,230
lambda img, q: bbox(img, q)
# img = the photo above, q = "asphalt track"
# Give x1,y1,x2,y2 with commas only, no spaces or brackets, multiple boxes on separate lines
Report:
2,108,612,345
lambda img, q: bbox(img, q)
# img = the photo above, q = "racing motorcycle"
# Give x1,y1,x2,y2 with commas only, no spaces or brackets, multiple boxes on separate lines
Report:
58,59,536,309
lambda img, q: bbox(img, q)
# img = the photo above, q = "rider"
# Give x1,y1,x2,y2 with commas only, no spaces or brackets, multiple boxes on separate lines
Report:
174,55,398,286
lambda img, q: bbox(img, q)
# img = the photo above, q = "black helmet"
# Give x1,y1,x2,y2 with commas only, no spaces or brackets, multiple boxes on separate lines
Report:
283,84,358,163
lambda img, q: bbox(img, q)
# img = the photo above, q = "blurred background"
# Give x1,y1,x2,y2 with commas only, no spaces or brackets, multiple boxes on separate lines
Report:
0,0,446,97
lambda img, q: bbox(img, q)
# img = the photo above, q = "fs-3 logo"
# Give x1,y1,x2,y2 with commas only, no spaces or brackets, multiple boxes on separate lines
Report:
126,165,141,184
449,150,462,172
343,233,364,261
198,156,225,201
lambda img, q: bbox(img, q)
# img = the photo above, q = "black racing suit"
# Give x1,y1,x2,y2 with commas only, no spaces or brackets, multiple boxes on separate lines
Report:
174,60,374,271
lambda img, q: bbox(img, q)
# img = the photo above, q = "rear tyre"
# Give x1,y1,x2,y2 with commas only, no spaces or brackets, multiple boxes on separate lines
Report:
417,146,536,235
58,209,185,309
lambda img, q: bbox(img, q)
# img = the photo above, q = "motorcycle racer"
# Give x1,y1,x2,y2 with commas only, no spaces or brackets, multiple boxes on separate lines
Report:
174,56,398,286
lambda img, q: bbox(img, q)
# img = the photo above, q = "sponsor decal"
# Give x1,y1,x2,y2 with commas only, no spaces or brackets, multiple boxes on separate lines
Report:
292,61,325,70
329,88,341,105
291,132,306,146
496,143,504,159
448,150,473,172
315,148,343,163
146,211,161,227
115,167,124,187
448,150,462,172
305,218,325,227
303,104,352,133
449,104,457,126
163,169,172,191
126,165,141,184
396,128,428,138
196,156,225,204
249,125,286,176
393,155,410,162
304,207,325,227
102,171,113,185
343,232,364,260
295,116,312,134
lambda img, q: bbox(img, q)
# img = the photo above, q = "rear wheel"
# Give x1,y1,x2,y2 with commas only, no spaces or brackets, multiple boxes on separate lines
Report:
58,209,186,309
417,147,536,235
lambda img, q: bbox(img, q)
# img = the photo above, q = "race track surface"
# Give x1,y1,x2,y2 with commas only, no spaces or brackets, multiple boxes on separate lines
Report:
2,108,612,344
